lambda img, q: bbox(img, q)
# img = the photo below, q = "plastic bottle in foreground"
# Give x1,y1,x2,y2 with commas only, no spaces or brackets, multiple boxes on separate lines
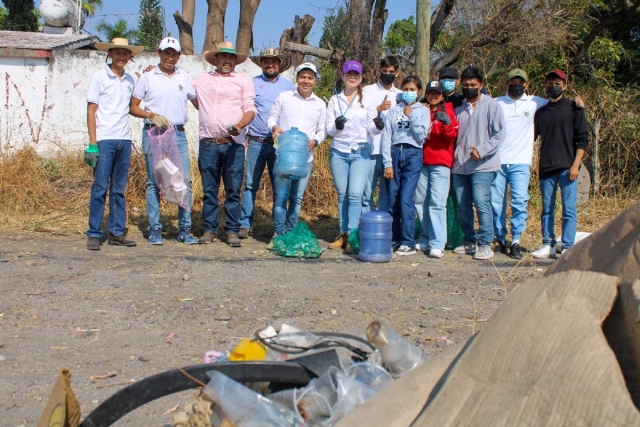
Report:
366,319,424,378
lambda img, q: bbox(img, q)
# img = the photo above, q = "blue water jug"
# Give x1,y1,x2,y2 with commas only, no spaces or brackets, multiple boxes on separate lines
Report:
359,209,393,263
275,127,309,179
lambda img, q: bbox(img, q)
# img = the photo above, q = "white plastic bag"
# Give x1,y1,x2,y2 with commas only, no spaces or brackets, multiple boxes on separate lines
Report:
148,125,190,210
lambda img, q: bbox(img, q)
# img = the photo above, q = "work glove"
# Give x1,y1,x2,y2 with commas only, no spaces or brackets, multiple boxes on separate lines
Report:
149,113,170,128
335,116,347,131
373,117,385,130
435,111,451,126
84,144,99,168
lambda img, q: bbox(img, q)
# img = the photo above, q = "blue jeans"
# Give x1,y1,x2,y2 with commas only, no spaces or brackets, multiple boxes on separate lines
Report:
539,169,577,250
491,164,530,244
414,165,451,251
142,130,192,231
452,172,495,247
386,144,422,247
198,140,245,234
273,161,313,235
240,139,276,230
362,154,388,214
87,139,132,238
330,145,371,233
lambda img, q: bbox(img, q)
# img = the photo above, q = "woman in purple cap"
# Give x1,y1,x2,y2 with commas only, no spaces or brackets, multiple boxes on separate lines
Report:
326,60,384,251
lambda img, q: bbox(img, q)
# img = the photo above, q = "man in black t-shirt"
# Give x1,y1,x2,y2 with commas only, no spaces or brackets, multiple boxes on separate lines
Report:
532,69,588,259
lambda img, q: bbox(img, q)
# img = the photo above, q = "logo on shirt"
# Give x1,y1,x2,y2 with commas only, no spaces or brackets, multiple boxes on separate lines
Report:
178,84,184,91
127,85,132,93
524,110,531,117
395,116,410,129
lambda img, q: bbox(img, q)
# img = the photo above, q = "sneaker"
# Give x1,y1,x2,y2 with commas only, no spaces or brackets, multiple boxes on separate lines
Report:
396,245,416,256
509,243,523,260
227,233,242,247
108,234,136,247
267,235,276,250
328,233,346,249
453,241,476,255
428,248,443,259
86,237,100,251
391,241,402,251
531,244,553,259
198,231,217,244
148,228,163,245
176,229,198,245
238,228,249,239
495,240,508,255
473,245,494,260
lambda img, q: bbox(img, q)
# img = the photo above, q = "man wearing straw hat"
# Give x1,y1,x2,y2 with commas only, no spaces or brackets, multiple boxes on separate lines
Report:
194,41,257,247
85,38,143,251
237,48,295,240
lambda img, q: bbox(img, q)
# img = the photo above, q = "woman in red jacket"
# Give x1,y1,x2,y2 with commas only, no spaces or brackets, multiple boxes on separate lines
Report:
414,80,459,258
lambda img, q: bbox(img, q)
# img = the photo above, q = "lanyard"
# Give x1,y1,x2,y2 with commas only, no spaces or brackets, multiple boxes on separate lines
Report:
338,91,357,117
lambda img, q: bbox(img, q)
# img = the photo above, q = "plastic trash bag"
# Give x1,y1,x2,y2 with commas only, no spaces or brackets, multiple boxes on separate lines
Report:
347,228,360,253
446,191,464,249
272,222,324,259
148,124,190,210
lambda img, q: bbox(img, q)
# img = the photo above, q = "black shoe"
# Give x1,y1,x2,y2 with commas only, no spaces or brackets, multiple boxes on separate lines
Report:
495,240,508,255
509,243,523,259
86,237,100,251
108,234,137,247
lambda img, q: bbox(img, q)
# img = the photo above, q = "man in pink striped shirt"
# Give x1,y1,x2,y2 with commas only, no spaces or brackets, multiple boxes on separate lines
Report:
194,41,257,247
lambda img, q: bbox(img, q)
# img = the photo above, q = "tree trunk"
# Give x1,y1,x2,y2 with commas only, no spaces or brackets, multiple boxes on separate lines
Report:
348,0,370,60
415,0,431,82
430,0,455,47
236,0,261,56
367,0,388,67
203,0,228,54
173,0,195,55
592,118,601,195
283,41,343,64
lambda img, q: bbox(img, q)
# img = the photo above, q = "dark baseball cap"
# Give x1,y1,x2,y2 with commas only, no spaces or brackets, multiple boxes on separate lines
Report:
546,69,567,82
426,80,444,94
507,68,528,82
439,67,458,80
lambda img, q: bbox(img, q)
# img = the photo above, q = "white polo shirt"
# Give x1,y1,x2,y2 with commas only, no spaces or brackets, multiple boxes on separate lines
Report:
87,65,135,141
267,89,327,162
496,93,548,165
132,66,197,126
362,81,401,155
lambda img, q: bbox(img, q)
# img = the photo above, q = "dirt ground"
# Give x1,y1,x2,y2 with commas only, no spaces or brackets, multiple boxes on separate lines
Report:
0,229,554,426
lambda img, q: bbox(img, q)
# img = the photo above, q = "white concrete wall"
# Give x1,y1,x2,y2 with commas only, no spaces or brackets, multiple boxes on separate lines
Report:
1,49,294,154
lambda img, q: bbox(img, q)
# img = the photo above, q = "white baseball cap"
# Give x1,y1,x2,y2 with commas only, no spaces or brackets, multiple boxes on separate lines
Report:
296,62,319,79
158,37,181,52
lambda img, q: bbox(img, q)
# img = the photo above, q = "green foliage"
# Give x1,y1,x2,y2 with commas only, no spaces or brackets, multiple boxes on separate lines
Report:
0,6,7,30
82,0,103,18
96,18,138,42
136,0,164,50
383,16,416,58
319,6,349,52
2,0,38,32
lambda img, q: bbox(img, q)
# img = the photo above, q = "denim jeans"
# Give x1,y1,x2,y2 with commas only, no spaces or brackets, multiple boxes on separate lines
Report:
330,145,371,233
240,139,276,230
539,169,577,249
198,140,245,234
362,154,388,214
452,172,495,247
273,161,313,235
87,139,132,238
414,165,451,251
491,164,530,244
142,130,192,231
386,144,423,247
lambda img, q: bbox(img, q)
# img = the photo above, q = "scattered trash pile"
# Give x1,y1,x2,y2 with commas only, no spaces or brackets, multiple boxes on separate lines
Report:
175,320,428,427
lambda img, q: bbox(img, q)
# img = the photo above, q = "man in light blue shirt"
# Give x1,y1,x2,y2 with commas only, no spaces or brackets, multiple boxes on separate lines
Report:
239,49,295,239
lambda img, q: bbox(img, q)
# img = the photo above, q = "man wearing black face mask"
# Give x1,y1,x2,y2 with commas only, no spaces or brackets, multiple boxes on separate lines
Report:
532,69,588,259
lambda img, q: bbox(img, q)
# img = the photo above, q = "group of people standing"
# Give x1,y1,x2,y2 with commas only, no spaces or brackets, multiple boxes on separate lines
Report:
84,36,588,262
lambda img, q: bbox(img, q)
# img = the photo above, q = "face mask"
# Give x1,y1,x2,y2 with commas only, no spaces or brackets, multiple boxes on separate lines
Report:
440,79,456,93
546,85,563,99
462,87,479,100
508,84,525,98
402,91,418,104
380,73,396,85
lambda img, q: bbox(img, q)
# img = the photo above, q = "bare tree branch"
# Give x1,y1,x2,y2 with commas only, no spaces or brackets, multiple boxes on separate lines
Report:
237,0,261,56
283,41,344,64
203,0,228,54
173,0,194,55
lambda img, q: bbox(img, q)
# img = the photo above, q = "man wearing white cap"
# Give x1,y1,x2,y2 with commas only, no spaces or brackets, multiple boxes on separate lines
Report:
130,36,199,246
85,38,143,251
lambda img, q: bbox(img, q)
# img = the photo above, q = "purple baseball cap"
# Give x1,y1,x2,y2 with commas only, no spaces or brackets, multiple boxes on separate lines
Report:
342,60,363,74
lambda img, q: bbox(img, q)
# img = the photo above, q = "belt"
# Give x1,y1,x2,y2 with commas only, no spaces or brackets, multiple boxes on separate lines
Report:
144,123,185,132
248,135,274,144
202,137,234,144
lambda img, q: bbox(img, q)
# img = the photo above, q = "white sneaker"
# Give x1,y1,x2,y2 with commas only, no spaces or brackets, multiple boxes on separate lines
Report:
473,245,494,260
531,244,554,259
453,241,476,255
428,248,443,259
396,245,416,256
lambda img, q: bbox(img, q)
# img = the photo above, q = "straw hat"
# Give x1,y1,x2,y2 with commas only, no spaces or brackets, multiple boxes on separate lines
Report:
250,48,292,73
203,41,248,66
94,38,144,56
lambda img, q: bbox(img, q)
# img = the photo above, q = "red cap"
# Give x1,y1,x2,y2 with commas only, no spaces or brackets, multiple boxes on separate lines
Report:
546,69,567,82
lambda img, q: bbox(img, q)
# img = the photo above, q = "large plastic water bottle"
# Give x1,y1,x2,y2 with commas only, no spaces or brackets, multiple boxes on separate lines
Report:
275,127,309,179
359,209,392,263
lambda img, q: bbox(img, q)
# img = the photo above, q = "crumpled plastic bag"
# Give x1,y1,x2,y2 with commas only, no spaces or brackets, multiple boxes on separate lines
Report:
272,222,324,259
148,124,190,210
446,192,464,249
347,228,360,253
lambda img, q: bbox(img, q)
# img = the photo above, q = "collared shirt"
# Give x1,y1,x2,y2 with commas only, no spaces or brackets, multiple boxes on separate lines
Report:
362,81,402,155
267,90,327,162
496,93,548,166
248,74,295,138
193,70,257,144
132,66,196,126
326,91,380,153
87,65,135,141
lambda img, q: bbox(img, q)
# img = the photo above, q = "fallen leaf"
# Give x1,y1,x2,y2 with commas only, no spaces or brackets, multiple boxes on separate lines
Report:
177,298,194,302
410,262,420,267
161,403,180,416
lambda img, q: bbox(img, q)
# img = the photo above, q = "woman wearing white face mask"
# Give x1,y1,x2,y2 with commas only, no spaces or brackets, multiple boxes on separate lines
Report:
326,60,383,251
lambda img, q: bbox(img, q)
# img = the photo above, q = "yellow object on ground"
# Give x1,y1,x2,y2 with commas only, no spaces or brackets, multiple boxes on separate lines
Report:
229,338,267,362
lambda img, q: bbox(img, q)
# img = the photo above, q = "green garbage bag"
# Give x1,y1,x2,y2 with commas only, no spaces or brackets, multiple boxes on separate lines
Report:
271,222,324,259
348,227,360,253
414,218,421,241
446,191,464,249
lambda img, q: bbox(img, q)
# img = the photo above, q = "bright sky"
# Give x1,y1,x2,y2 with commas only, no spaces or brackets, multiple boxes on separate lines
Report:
35,0,417,52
